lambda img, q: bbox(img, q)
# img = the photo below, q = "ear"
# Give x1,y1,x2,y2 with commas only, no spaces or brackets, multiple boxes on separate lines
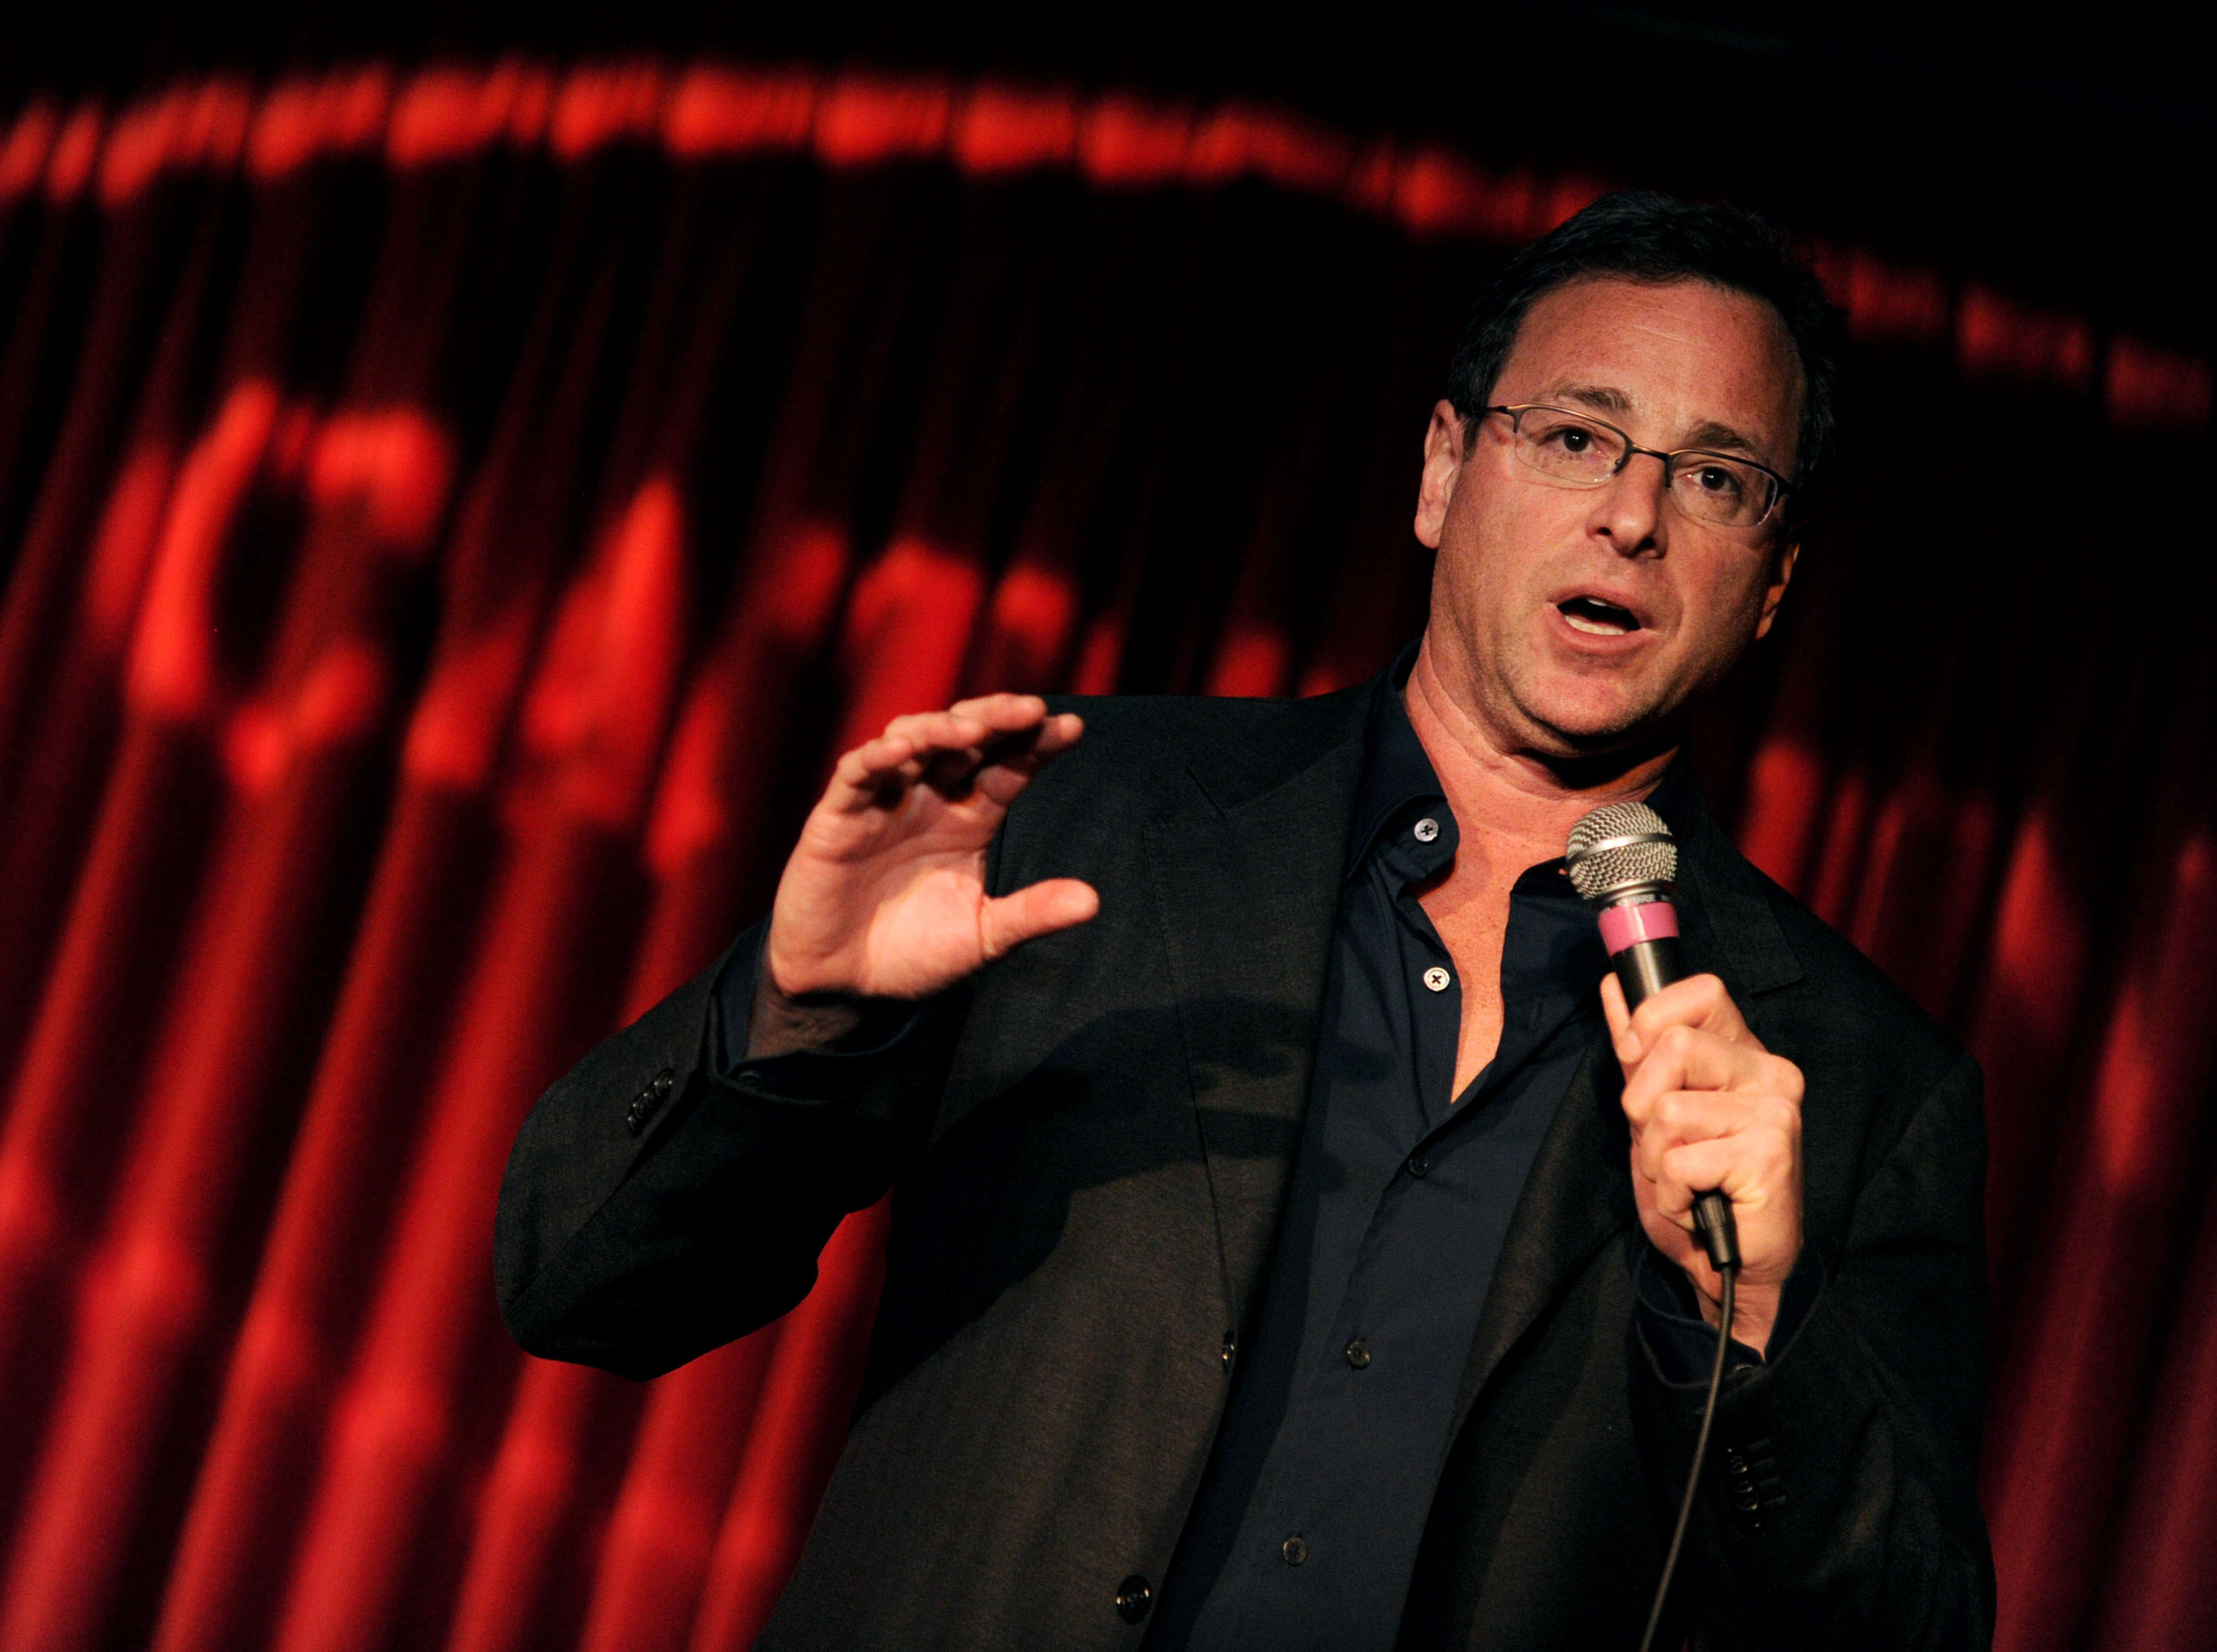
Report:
1414,400,1468,550
1753,538,1801,638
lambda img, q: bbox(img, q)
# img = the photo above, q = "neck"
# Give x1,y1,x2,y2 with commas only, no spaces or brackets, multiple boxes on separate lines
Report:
1402,634,1673,875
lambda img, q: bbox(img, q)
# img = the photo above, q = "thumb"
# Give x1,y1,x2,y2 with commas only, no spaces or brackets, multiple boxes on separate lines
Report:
979,878,1101,960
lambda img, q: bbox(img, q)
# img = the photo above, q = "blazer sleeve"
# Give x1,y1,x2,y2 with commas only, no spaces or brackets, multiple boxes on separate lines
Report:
494,921,962,1380
1633,1047,1996,1650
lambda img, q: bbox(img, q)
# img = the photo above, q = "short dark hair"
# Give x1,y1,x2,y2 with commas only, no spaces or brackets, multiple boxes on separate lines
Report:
1446,191,1845,515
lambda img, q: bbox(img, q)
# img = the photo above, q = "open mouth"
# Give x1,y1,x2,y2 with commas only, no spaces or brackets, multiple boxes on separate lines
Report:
1558,595,1641,637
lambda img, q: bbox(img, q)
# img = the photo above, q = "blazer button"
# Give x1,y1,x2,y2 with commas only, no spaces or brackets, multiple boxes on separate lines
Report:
1115,1574,1152,1623
1345,1338,1372,1369
625,1068,679,1136
1406,1150,1431,1178
1281,1534,1308,1566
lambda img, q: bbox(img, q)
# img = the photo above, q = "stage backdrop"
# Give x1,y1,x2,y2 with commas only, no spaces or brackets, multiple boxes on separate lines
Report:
0,56,2213,1652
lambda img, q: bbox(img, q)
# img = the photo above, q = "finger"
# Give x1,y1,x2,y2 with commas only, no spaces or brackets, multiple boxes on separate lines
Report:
826,733,924,805
978,711,1083,770
1646,1174,1700,1232
904,705,1071,798
947,692,1052,729
1625,1020,1769,1103
881,709,1037,801
1633,1095,1707,1192
1627,1148,1700,1239
979,878,1101,959
1600,972,1638,1063
1655,1091,1796,1180
1626,972,1753,1054
1658,1137,1771,1208
1029,710,1084,757
882,709,1000,756
829,719,984,795
1641,1093,1793,1191
969,714,1085,805
925,729,1043,798
926,694,1061,768
822,703,1080,816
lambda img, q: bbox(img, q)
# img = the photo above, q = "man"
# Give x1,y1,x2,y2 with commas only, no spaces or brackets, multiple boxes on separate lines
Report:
496,193,1993,1649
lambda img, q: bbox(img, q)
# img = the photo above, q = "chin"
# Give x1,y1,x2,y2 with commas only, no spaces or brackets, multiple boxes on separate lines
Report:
1517,688,1680,758
1516,681,1651,740
1538,722,1649,759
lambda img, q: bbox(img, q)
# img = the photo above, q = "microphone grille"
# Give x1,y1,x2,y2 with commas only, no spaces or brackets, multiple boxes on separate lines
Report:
1564,801,1678,903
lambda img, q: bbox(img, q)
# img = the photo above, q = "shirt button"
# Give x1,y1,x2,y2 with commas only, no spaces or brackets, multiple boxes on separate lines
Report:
1115,1574,1153,1623
1281,1535,1309,1566
1423,965,1450,992
1407,1150,1431,1178
1413,816,1440,843
1345,1337,1372,1369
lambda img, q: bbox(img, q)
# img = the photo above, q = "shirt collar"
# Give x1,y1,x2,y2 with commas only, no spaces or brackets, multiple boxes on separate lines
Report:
1343,641,1443,882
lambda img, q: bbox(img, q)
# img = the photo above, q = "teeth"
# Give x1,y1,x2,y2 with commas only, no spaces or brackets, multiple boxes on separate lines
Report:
1560,599,1636,636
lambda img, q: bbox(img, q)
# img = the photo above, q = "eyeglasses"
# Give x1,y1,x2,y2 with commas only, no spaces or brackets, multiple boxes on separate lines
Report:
1483,404,1794,531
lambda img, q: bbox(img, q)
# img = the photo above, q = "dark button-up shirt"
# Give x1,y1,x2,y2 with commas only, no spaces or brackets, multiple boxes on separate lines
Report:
1145,665,1614,1650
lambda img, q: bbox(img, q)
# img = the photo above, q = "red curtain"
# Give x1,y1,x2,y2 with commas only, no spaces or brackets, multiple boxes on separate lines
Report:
0,57,2211,1652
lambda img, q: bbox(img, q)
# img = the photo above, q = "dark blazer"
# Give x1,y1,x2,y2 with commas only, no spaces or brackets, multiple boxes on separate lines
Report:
496,683,1994,1650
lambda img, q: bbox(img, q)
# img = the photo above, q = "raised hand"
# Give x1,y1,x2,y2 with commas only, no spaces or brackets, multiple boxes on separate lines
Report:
752,694,1098,1053
1602,972,1805,1356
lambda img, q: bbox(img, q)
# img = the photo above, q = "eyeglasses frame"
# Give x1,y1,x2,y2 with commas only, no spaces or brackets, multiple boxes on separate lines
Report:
1482,404,1797,530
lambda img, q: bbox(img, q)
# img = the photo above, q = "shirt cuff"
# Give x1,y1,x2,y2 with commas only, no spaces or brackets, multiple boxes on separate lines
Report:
1634,1243,1823,1385
708,928,924,1106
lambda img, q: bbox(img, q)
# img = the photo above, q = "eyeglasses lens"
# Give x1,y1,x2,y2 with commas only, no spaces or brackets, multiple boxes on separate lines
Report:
1668,459,1772,528
1511,408,1624,481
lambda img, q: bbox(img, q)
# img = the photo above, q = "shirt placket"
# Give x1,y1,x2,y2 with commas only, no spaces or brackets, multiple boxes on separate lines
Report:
1223,811,1458,1623
1325,851,1592,1423
1301,814,1466,1450
1385,809,1460,1131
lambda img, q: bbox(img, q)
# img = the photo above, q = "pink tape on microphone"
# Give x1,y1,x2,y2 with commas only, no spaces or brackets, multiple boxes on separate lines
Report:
1598,899,1679,955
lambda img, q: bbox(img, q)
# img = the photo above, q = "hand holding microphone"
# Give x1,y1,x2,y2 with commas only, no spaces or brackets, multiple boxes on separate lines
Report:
1565,803,1805,1354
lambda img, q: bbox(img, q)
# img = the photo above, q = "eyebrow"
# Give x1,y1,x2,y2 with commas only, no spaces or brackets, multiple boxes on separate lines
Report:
1545,384,1774,464
1550,382,1634,417
1678,419,1768,460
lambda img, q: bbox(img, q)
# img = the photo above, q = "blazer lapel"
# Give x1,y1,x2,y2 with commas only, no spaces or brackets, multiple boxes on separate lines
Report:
1145,710,1367,1342
1674,803,1804,998
1448,1037,1636,1436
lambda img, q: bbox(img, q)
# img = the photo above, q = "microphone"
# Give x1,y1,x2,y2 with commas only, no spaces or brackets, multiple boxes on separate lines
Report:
1564,802,1737,1271
1569,801,1740,1652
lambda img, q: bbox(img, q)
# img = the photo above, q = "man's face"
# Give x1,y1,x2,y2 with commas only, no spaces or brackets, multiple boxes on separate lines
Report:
1414,276,1803,760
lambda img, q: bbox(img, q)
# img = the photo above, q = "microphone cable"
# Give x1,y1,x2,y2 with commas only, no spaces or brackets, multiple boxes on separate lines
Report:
1634,1192,1739,1652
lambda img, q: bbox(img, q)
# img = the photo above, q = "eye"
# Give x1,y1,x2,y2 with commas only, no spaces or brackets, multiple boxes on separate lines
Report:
1553,426,1593,454
1689,464,1745,499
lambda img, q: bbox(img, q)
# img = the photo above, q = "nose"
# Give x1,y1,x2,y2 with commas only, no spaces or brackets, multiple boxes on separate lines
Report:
1587,451,1667,555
